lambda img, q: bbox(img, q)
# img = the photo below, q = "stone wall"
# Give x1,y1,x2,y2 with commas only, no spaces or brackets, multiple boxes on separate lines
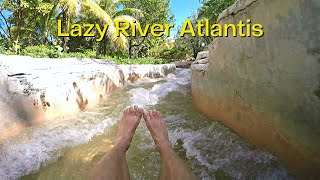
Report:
0,54,175,140
191,0,320,177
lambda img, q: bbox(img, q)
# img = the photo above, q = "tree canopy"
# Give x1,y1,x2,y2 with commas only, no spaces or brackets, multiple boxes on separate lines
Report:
0,0,236,61
198,0,236,22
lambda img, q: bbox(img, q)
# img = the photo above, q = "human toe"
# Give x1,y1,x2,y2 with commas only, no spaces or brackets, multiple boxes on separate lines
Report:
123,107,130,115
152,110,159,118
156,111,162,119
129,106,135,115
143,110,150,120
149,110,155,119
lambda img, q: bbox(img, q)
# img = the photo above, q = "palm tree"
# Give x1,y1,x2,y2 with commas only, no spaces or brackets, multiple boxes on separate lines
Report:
58,0,143,52
1,0,57,48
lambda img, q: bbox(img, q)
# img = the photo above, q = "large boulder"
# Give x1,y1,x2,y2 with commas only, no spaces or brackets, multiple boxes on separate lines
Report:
191,0,320,177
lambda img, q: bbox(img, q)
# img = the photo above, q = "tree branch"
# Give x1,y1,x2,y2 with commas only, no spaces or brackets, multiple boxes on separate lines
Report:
131,35,148,48
0,24,7,37
0,10,11,39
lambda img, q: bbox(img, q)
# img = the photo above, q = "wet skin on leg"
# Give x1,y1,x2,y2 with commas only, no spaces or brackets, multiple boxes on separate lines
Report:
90,105,143,180
90,107,196,180
143,110,197,180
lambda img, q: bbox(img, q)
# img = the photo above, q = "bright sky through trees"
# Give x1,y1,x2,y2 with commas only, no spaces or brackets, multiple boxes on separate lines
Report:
170,0,202,26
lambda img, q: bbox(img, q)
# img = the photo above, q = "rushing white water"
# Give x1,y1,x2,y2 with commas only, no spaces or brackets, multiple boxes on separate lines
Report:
0,69,292,179
0,117,116,179
129,70,190,107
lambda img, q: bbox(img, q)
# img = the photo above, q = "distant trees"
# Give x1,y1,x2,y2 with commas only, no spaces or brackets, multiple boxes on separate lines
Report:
122,0,173,58
174,12,208,59
198,0,236,22
0,0,237,60
58,0,143,52
0,0,144,54
173,0,236,58
0,0,53,47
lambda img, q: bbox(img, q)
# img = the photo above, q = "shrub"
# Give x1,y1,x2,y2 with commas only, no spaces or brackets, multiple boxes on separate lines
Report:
60,50,97,59
83,50,97,58
104,57,171,65
21,45,61,58
0,46,6,53
5,45,170,65
158,46,189,60
149,45,190,60
3,50,16,55
0,46,17,55
107,51,129,59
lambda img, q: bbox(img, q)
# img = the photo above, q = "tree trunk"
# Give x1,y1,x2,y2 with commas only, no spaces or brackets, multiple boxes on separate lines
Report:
129,39,132,58
44,32,49,45
103,40,107,56
62,12,68,52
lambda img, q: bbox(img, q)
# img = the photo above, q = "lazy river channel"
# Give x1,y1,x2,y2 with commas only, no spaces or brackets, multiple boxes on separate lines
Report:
0,69,293,179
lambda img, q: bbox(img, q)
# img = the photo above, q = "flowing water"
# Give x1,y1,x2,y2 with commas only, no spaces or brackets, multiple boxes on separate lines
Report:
0,69,293,179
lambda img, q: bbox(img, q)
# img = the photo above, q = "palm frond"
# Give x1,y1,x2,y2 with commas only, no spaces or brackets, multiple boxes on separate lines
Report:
112,8,144,18
82,1,114,25
83,2,128,50
113,15,137,26
107,25,128,50
110,0,129,10
58,0,79,16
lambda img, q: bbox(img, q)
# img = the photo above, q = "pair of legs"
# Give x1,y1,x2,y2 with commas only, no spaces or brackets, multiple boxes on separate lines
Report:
90,106,197,180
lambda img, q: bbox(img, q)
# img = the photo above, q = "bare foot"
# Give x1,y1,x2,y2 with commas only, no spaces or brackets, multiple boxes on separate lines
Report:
116,105,143,151
143,110,171,151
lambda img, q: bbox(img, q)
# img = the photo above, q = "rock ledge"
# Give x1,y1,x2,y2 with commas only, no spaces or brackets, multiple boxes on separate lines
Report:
0,54,176,135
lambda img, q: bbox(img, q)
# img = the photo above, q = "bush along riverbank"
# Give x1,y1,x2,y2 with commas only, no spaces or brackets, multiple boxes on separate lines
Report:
0,45,173,65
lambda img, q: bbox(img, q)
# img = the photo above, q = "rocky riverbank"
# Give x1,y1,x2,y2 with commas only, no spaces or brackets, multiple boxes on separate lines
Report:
191,0,320,177
0,54,176,139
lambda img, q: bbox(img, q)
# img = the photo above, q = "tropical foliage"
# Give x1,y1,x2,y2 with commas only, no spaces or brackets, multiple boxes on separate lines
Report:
173,0,236,58
0,0,236,62
199,0,236,22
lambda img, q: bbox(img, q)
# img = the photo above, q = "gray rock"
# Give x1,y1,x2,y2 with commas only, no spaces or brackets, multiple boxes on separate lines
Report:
173,60,194,68
218,0,257,22
196,51,209,61
191,64,209,72
193,58,209,65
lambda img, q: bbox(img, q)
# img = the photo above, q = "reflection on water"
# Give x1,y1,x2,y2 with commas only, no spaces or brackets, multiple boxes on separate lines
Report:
0,69,293,179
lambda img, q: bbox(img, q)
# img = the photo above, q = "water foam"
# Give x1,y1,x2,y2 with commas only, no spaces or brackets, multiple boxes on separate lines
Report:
0,69,291,179
167,125,291,179
0,117,116,179
128,69,289,178
128,69,191,107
